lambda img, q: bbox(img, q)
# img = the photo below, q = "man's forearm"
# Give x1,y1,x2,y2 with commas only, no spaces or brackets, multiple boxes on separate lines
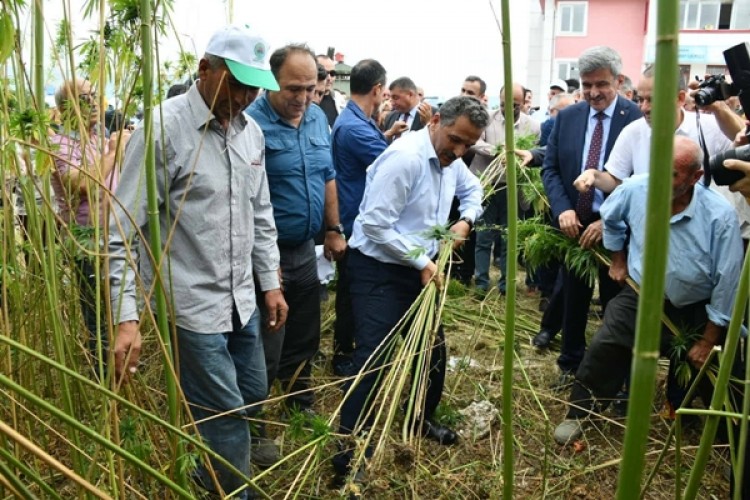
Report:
594,170,622,194
711,101,745,142
700,320,723,346
324,179,340,226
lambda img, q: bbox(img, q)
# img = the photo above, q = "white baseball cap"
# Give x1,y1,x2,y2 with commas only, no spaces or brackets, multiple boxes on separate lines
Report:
550,79,568,92
205,25,280,91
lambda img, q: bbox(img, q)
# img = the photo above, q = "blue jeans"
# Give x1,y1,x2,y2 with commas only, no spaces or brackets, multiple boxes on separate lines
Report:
177,308,266,499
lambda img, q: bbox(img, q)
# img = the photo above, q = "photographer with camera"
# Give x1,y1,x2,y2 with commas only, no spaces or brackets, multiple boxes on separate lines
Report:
721,128,750,202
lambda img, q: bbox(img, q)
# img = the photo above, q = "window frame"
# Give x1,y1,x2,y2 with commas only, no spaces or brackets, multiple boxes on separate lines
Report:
557,1,588,36
679,0,721,30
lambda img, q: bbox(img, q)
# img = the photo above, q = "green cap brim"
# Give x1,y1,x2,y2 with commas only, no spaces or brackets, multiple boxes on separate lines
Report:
225,59,279,91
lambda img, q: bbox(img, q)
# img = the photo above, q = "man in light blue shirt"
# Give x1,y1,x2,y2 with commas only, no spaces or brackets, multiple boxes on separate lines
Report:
554,136,743,445
332,96,489,487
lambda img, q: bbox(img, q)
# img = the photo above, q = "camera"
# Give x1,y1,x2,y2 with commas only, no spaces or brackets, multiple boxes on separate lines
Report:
709,145,750,185
705,42,750,185
694,74,734,107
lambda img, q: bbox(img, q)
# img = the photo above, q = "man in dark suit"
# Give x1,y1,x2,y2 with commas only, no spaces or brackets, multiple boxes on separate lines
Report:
383,76,437,141
541,46,641,380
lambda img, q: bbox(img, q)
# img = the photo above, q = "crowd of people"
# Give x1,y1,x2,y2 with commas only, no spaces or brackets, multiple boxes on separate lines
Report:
36,21,750,498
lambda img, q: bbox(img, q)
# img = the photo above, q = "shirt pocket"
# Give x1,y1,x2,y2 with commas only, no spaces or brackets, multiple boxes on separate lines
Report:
307,135,331,174
264,135,296,177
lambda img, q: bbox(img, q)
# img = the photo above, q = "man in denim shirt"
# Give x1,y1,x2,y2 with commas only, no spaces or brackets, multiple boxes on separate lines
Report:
247,44,347,418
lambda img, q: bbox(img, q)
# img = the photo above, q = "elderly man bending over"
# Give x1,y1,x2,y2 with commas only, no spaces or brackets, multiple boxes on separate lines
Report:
554,135,742,445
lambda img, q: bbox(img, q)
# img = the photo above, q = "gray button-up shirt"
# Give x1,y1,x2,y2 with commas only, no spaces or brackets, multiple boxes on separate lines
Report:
108,84,280,333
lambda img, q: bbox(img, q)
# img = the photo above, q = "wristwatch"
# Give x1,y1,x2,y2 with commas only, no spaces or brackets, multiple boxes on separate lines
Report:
326,223,345,235
459,216,474,230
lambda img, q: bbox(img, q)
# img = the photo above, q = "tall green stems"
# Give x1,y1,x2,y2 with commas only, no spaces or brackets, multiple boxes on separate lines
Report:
615,0,678,497
138,0,185,489
499,0,517,497
682,247,750,498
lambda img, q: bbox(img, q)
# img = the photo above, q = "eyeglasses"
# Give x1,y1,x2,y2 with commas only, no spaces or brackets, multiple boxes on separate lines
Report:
327,70,337,77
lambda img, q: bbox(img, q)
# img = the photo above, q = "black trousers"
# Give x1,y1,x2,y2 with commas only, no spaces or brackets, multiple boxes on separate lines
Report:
448,196,475,283
260,239,320,409
333,248,355,360
567,286,709,417
333,249,446,475
557,247,621,373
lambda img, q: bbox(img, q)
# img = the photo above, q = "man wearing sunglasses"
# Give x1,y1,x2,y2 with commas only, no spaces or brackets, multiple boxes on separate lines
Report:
316,54,345,127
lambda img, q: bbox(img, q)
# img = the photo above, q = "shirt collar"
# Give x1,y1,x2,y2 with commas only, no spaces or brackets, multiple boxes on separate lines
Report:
671,182,703,223
258,92,315,127
416,127,440,169
346,100,381,127
186,82,247,131
588,97,618,121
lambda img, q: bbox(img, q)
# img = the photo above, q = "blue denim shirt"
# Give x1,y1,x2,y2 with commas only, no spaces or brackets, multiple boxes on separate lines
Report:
602,175,742,327
332,100,388,237
247,94,335,245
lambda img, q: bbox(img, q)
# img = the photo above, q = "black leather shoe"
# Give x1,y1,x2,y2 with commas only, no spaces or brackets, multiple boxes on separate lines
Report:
532,329,554,349
332,467,366,499
421,420,458,445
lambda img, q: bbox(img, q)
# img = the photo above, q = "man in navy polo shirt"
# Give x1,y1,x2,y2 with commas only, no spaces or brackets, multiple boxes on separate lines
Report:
331,58,407,375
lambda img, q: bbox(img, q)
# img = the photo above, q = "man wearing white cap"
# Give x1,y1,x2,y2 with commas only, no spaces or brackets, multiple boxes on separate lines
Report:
108,24,287,498
531,78,568,123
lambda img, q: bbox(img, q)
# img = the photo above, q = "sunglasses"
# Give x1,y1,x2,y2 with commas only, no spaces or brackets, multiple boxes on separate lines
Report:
327,70,337,77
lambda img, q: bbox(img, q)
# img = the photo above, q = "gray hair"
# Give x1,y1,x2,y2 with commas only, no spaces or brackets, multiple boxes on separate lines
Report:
578,46,623,77
438,95,490,129
642,63,687,92
204,53,225,69
620,75,633,92
549,93,575,110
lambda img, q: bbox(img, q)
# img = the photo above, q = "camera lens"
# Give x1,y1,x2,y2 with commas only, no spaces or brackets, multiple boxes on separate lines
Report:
694,87,718,106
709,144,750,185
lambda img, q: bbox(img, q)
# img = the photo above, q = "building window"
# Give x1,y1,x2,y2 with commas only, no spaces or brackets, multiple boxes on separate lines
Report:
557,2,587,36
706,64,728,75
679,0,722,29
556,60,579,81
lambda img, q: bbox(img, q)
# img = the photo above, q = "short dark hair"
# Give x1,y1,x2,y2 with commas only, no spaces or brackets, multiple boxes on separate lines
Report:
642,63,687,92
438,95,490,129
464,75,487,95
389,76,417,93
350,59,386,95
167,83,188,99
269,44,316,79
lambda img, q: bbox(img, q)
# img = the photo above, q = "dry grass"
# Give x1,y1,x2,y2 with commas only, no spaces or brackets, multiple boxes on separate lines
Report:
252,268,731,499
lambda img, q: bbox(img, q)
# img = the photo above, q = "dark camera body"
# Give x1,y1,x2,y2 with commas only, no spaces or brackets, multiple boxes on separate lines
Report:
705,42,750,185
694,75,734,107
709,145,750,186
